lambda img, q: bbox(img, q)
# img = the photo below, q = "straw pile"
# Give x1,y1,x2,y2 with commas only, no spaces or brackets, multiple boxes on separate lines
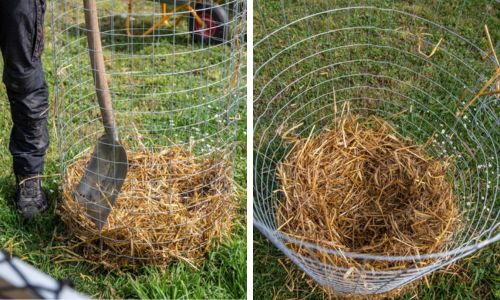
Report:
276,115,459,272
59,146,235,268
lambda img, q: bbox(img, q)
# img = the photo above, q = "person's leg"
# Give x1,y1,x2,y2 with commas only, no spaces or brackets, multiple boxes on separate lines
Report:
0,0,49,176
0,0,49,218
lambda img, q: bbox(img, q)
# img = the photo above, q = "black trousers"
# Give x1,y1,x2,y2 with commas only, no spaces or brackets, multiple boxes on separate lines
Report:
0,0,49,176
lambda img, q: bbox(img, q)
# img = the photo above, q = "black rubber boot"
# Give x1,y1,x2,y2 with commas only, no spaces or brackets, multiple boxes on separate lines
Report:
15,175,48,219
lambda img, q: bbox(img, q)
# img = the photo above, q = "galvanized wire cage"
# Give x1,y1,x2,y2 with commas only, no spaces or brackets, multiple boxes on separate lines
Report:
51,0,245,266
0,250,86,299
254,0,498,296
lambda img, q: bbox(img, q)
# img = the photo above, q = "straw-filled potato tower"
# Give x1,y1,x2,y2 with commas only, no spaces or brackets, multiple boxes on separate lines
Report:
51,0,245,267
254,0,498,296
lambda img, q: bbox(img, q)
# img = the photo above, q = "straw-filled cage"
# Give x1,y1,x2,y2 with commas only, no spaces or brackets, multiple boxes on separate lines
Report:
51,0,245,267
254,0,498,296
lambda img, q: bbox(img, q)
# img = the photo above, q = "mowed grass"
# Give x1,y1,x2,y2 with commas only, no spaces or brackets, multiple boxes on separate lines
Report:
0,2,246,299
253,0,498,299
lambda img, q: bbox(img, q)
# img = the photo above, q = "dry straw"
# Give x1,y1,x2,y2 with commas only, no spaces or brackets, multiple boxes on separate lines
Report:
276,114,460,273
59,145,235,268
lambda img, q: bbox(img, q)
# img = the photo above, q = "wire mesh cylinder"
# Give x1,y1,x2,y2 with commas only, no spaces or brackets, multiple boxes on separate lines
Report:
254,0,498,296
51,0,245,265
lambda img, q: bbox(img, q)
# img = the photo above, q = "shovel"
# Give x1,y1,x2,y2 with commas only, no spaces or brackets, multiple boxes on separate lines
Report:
75,0,128,230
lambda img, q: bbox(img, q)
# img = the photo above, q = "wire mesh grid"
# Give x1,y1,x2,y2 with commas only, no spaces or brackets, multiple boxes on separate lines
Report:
254,0,498,295
0,250,86,299
50,0,245,266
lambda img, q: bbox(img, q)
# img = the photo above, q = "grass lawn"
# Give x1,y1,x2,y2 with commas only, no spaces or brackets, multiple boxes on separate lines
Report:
253,0,499,299
0,1,246,298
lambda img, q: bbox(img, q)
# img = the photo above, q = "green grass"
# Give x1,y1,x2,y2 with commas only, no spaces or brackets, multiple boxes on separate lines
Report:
0,1,246,298
253,0,499,299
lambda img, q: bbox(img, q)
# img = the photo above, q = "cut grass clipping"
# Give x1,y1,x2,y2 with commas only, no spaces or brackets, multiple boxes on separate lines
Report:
276,114,460,273
60,145,235,269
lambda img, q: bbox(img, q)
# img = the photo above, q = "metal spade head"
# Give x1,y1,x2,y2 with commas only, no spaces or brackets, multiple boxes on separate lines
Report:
75,135,128,230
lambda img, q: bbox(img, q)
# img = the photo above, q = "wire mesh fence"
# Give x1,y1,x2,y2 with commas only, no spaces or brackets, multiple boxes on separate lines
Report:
0,250,87,299
51,0,245,267
254,0,498,296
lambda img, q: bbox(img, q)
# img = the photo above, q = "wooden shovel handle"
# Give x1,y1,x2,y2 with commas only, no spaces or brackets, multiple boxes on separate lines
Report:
83,0,119,141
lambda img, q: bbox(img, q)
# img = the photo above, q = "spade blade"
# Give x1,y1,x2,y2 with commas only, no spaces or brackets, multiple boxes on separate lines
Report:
75,135,128,230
